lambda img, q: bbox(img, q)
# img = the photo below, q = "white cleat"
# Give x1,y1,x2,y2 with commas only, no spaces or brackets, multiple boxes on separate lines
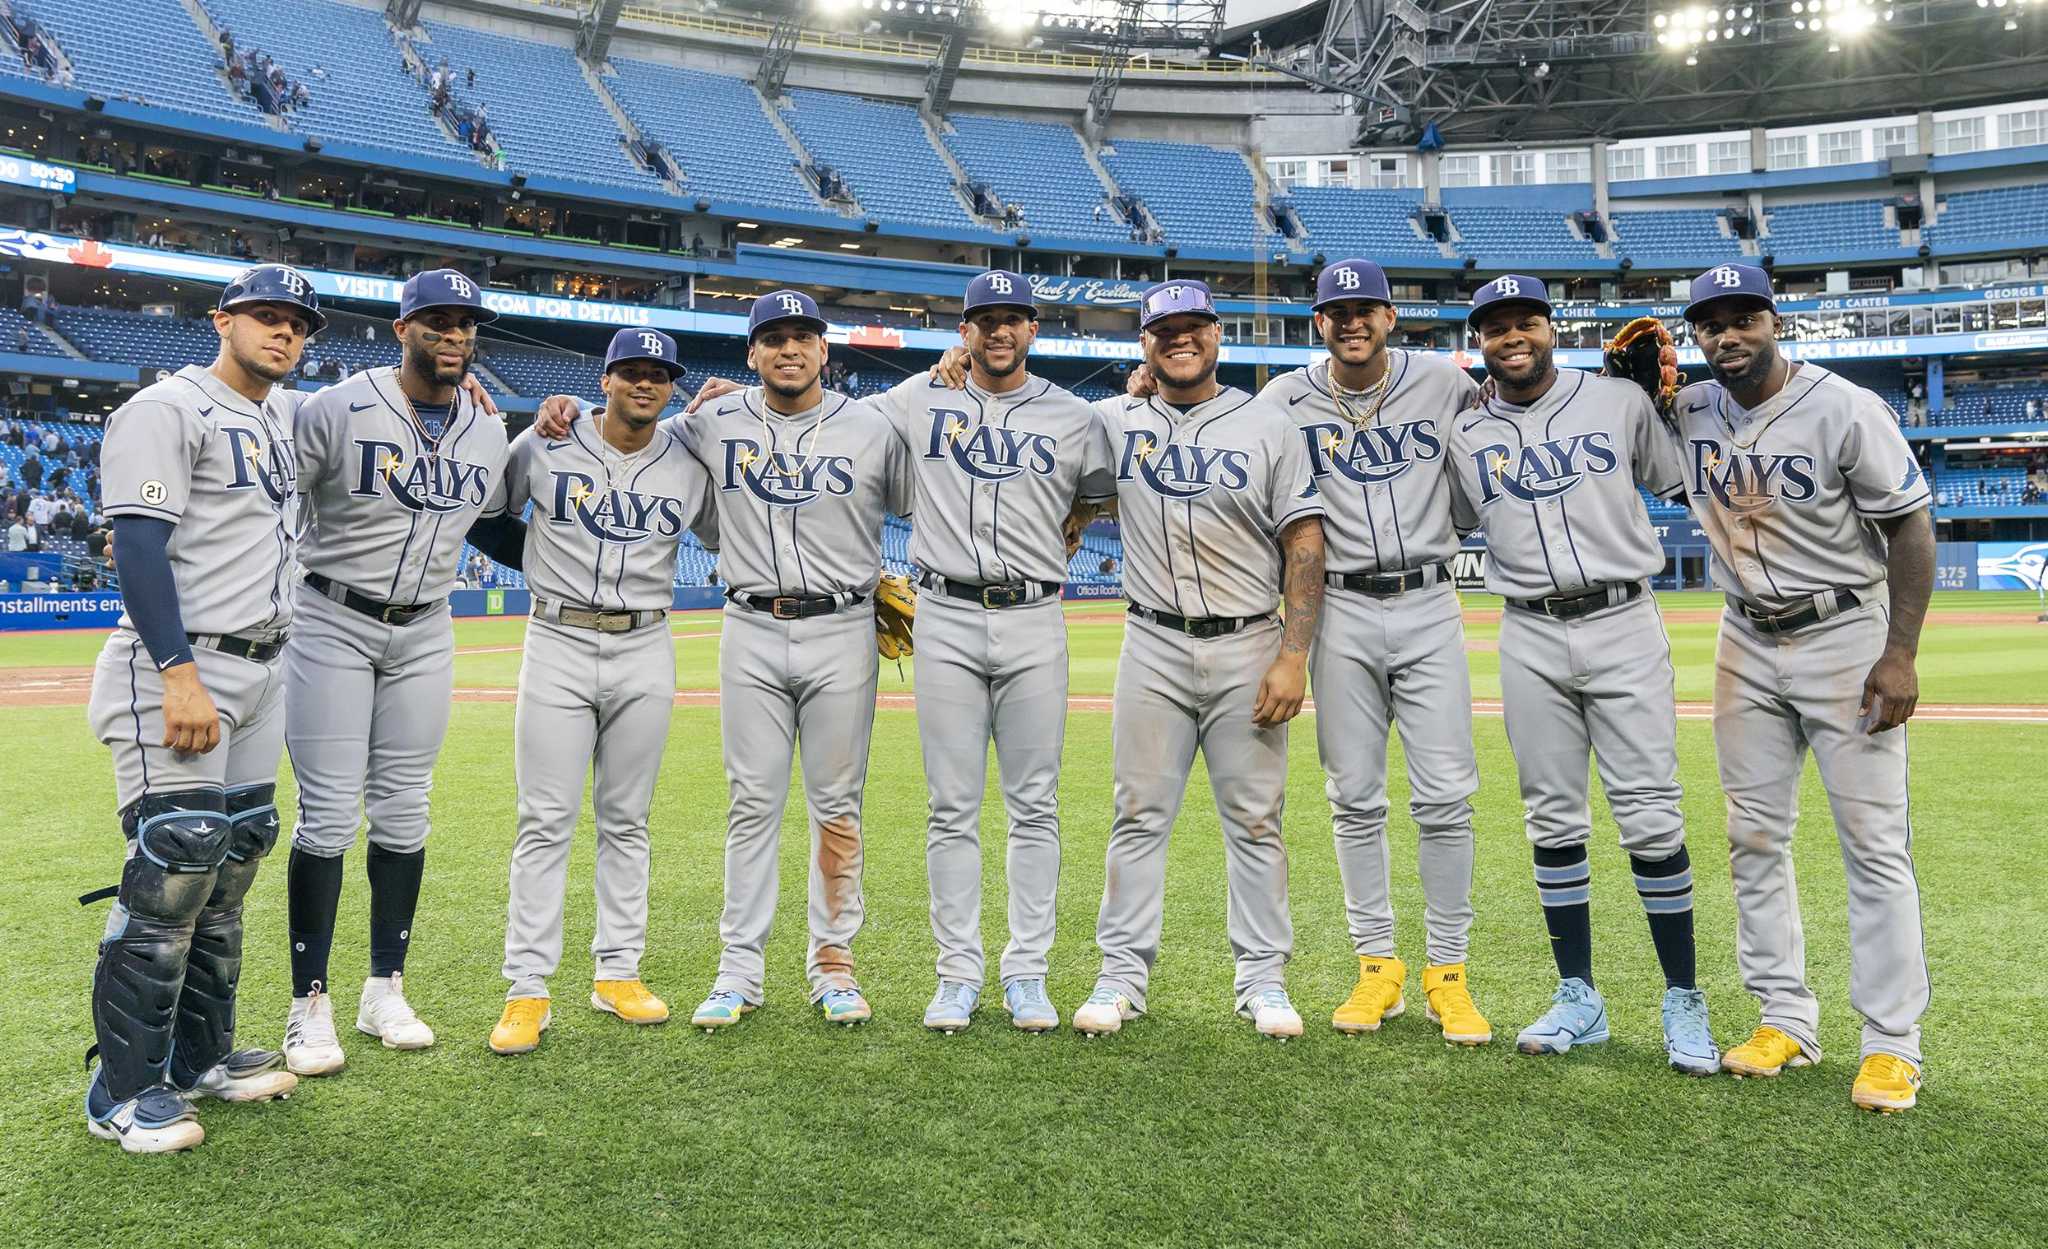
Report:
284,986,347,1076
1072,986,1138,1038
357,972,436,1050
86,1081,205,1155
183,1049,299,1102
1239,988,1305,1041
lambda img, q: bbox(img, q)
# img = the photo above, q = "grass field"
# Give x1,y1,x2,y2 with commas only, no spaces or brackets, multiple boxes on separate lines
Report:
4,592,2045,1247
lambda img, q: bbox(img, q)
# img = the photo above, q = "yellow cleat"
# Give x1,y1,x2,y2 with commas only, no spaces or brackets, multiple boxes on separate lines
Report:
591,980,671,1025
1423,963,1493,1046
489,997,551,1055
1722,1026,1814,1078
1332,956,1406,1035
1851,1054,1921,1113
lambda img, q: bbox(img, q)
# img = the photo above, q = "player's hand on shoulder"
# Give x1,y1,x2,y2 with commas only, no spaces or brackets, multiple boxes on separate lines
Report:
1859,646,1919,734
1464,376,1496,412
927,346,970,390
160,662,222,755
461,373,499,417
533,395,582,439
688,377,744,413
1126,364,1157,399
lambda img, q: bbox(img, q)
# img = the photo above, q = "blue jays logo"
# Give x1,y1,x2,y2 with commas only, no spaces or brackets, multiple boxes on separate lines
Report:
1981,541,2048,591
349,439,491,513
925,409,1057,482
721,438,854,507
1470,433,1618,505
1302,419,1442,486
1688,439,1818,513
224,425,296,506
547,471,689,543
1117,430,1250,500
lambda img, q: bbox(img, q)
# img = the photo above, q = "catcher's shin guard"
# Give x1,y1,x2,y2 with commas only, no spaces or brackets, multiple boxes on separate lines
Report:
169,784,280,1092
89,790,232,1102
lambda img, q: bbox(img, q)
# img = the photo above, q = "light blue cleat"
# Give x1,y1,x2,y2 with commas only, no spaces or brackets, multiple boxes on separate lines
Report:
923,980,980,1034
1003,978,1060,1032
690,989,754,1032
1661,987,1720,1076
818,986,872,1027
1516,977,1610,1055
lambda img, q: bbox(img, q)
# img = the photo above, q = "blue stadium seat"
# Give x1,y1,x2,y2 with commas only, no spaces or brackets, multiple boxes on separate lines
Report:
1926,184,2048,251
606,58,816,213
1100,139,1283,253
780,89,974,229
1761,200,1901,261
942,113,1126,243
5,0,261,125
1932,463,2027,509
1285,187,1441,263
1609,209,1746,269
1451,207,1603,269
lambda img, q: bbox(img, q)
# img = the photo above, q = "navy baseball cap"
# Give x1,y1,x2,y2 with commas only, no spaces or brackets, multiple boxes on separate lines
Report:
963,269,1037,318
1312,259,1393,311
1138,279,1217,331
604,328,685,380
748,289,828,341
1683,263,1777,322
399,267,497,323
218,263,326,333
1467,273,1553,328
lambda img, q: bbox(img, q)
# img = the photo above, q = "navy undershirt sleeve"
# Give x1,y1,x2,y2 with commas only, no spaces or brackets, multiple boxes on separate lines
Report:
464,512,527,571
111,516,194,671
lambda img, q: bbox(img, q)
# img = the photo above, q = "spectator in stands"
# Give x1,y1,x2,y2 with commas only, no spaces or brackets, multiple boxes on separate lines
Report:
466,67,476,88
27,492,56,528
0,415,10,442
20,456,41,491
2027,396,2042,424
39,428,59,455
227,56,246,93
87,523,109,564
291,81,310,112
14,323,28,353
220,28,234,58
7,517,35,552
47,462,66,491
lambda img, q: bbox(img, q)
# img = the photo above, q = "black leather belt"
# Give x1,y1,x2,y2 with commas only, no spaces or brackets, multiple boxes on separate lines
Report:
917,570,1061,610
533,596,666,634
1127,603,1275,640
187,631,287,663
1734,589,1861,635
1506,581,1645,620
304,572,442,626
726,589,865,620
1326,562,1452,597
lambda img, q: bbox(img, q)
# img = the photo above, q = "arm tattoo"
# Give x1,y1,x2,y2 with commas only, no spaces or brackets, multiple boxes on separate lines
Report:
1279,516,1325,658
1876,508,1934,656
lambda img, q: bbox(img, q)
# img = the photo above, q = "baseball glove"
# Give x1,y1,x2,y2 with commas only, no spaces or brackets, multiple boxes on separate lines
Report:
1603,316,1683,415
875,573,916,660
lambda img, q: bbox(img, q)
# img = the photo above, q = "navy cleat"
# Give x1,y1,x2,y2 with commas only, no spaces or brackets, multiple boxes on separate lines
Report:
1516,978,1610,1055
1661,987,1721,1077
86,1069,204,1155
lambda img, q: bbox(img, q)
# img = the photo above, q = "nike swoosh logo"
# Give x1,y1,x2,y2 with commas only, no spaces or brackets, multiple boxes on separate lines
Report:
349,401,377,412
1461,418,1490,432
1686,402,1710,413
196,406,213,418
1289,394,1310,406
546,440,571,451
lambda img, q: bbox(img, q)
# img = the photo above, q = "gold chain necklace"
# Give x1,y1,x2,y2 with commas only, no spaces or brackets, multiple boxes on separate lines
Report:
1331,352,1394,427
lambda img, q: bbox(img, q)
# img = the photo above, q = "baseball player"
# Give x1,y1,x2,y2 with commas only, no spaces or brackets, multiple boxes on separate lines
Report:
1671,264,1933,1111
856,270,1117,1033
1069,280,1328,1040
1445,274,1719,1074
81,265,322,1151
582,290,910,1029
1260,260,1491,1043
280,268,512,1075
484,329,713,1055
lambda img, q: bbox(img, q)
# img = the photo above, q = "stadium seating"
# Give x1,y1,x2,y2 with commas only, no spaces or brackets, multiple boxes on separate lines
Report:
200,0,472,162
0,309,69,357
780,89,975,229
52,308,219,369
414,19,660,191
1933,463,2028,508
942,113,1126,243
1760,199,1901,260
1926,183,2048,251
1610,209,1746,268
1450,207,1603,269
1100,139,1282,253
1940,383,2048,428
4,0,260,125
1285,187,1441,263
606,58,816,212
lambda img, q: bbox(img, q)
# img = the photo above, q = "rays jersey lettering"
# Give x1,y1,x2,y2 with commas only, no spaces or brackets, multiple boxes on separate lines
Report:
1471,432,1618,505
1302,419,1443,486
1688,439,1819,512
924,409,1058,481
349,439,491,513
1117,430,1251,500
546,471,691,542
223,425,297,506
720,437,855,506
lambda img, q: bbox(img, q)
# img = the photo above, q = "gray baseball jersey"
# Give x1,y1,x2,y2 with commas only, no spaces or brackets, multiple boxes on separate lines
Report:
1266,351,1475,574
294,367,509,606
1671,363,1931,612
486,417,714,611
1265,354,1480,973
1672,361,1930,1066
1446,370,1685,599
870,373,1116,585
98,364,299,637
673,387,912,597
1094,388,1324,618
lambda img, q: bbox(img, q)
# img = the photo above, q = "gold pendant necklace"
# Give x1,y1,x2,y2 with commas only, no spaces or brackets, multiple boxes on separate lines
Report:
1332,353,1394,427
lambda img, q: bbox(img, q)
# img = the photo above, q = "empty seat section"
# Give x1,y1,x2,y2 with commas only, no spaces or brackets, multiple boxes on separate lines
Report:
607,58,815,212
780,89,974,229
943,113,1125,242
1100,139,1281,253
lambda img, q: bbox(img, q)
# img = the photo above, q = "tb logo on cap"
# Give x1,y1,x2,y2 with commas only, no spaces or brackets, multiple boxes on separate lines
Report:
447,274,475,299
280,269,307,298
988,274,1013,295
638,332,665,357
778,293,805,317
1710,266,1744,289
1492,277,1521,298
1335,267,1360,291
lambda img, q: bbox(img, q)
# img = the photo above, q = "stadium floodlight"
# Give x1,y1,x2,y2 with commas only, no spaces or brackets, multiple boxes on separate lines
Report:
989,0,1037,32
814,0,858,12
